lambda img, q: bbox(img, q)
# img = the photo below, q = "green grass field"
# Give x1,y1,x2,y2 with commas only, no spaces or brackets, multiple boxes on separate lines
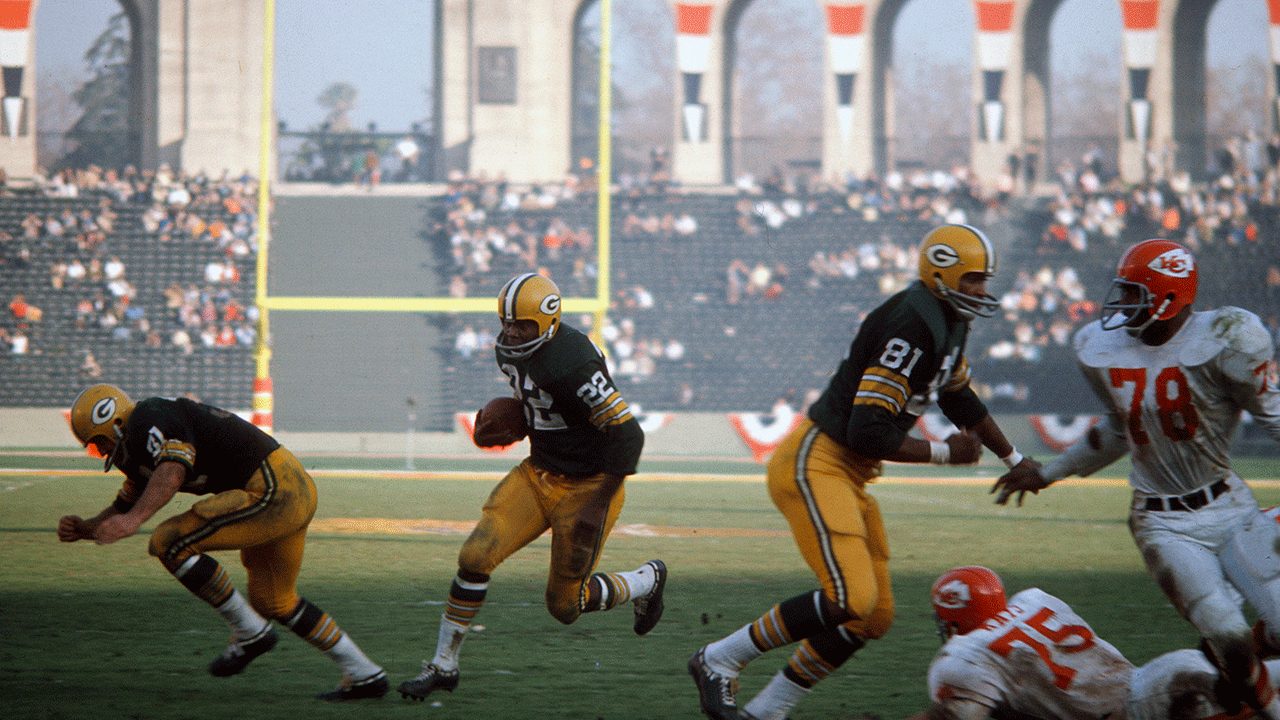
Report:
3,452,1280,719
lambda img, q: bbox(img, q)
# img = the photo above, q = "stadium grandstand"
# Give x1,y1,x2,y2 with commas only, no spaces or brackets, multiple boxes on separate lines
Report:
2,161,1277,447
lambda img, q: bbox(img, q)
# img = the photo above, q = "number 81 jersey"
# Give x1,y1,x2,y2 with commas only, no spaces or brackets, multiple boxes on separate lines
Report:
927,589,1134,720
1073,307,1280,496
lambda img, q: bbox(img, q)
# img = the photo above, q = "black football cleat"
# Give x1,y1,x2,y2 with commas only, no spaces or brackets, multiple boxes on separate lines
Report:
316,671,390,702
688,648,740,720
398,663,460,701
633,559,667,635
208,626,278,677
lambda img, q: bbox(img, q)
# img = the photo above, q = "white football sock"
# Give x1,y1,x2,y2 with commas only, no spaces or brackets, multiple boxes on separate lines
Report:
324,633,383,680
213,589,270,642
742,670,809,720
431,615,470,671
704,624,761,677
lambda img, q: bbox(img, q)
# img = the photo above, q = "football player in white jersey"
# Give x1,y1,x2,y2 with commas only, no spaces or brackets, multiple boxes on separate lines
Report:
991,239,1280,718
909,566,1280,720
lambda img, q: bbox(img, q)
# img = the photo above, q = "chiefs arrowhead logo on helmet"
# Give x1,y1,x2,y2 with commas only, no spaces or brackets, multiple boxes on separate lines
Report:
1147,247,1194,278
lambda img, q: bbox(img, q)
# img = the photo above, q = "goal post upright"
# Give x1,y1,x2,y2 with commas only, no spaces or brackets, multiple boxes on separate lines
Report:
252,0,614,430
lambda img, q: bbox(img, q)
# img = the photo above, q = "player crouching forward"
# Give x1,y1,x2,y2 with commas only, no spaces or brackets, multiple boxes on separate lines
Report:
398,273,666,701
58,384,387,701
911,566,1280,720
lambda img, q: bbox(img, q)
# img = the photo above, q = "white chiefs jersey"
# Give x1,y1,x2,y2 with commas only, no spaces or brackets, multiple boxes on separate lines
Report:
1074,307,1280,496
927,589,1134,720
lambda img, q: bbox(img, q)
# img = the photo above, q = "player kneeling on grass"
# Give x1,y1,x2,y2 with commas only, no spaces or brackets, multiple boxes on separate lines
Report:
398,273,667,701
58,384,388,701
907,566,1280,720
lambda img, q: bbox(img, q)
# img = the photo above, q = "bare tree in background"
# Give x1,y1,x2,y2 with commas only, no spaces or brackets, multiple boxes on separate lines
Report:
732,0,823,179
1050,51,1120,175
317,81,358,131
893,59,971,170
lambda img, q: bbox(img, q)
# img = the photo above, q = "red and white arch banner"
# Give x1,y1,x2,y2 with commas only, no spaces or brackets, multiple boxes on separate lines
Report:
825,3,866,141
676,3,714,143
0,0,32,138
727,408,804,463
1120,0,1159,144
973,1,1014,142
1027,414,1100,452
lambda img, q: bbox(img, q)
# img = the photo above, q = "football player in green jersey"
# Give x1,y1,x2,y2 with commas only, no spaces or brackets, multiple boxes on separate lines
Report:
689,224,1041,720
399,273,667,701
59,385,388,701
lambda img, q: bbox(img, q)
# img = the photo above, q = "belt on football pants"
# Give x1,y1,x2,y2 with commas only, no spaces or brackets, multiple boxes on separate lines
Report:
1142,478,1230,512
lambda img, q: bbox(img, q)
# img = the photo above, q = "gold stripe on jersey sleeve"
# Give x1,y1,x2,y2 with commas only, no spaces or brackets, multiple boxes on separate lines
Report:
944,357,971,392
855,367,909,413
590,394,635,427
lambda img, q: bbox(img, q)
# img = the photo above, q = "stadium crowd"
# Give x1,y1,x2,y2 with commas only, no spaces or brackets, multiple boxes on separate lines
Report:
3,132,1278,419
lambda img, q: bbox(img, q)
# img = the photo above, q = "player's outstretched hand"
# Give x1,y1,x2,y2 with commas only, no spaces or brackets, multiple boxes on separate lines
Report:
991,467,1050,507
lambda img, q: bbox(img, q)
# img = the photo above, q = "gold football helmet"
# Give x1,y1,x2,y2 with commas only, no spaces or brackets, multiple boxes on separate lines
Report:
69,383,134,471
918,224,999,321
496,273,562,359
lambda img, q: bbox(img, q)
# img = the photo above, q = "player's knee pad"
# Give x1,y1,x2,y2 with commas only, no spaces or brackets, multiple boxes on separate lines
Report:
457,535,501,577
148,523,191,566
546,586,581,625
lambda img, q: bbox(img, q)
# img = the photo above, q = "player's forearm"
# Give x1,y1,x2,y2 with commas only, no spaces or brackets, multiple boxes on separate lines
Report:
120,462,185,527
969,414,1014,459
1039,415,1128,482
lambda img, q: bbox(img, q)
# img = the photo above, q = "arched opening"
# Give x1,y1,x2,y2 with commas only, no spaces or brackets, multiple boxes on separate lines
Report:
723,0,823,187
273,0,436,182
889,0,973,175
572,0,675,183
1046,0,1120,182
35,0,137,172
1203,0,1269,178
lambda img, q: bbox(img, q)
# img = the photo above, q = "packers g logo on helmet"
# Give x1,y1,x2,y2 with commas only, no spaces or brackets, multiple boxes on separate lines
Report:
496,273,562,359
69,384,135,471
917,224,999,321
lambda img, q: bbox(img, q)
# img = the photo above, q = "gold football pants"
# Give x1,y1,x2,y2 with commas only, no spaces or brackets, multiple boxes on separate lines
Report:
457,458,625,624
767,419,894,639
148,447,318,619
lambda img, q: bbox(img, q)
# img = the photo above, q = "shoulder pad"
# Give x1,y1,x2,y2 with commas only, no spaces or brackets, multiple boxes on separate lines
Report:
1074,321,1133,368
1207,307,1271,356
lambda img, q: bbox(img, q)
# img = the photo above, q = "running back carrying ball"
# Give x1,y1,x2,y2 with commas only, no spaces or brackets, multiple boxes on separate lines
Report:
472,396,528,448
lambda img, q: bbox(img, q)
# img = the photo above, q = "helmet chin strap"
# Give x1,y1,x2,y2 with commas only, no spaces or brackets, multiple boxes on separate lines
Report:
103,424,125,471
1124,295,1173,337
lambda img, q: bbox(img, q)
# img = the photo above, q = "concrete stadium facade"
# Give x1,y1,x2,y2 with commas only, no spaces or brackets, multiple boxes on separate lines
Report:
0,0,1271,187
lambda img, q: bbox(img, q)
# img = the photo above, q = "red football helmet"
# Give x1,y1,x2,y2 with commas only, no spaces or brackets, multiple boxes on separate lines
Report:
931,566,1007,639
1100,239,1197,334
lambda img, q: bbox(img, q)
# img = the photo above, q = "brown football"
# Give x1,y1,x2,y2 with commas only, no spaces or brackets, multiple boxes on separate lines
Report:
473,396,528,448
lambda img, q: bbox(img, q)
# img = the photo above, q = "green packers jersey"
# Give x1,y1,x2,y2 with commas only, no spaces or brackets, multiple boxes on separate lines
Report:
808,280,989,458
496,324,644,477
112,397,281,511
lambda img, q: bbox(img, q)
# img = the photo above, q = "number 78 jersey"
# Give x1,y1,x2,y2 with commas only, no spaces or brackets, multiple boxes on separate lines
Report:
927,589,1134,719
1073,307,1280,496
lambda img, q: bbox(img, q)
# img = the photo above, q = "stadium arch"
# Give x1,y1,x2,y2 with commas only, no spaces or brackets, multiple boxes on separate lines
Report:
0,0,1270,188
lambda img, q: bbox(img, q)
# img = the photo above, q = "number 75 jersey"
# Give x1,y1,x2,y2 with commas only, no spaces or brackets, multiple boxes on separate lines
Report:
1073,307,1280,496
927,589,1134,720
